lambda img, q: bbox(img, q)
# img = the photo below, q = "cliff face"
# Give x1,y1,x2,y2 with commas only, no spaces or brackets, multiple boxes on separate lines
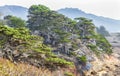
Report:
85,54,120,76
0,51,120,76
83,33,120,76
0,23,114,76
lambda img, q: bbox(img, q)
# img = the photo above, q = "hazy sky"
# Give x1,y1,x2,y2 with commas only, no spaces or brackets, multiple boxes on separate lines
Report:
0,0,120,20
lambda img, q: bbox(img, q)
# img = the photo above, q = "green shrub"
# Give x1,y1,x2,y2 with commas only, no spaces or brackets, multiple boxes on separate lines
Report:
46,58,73,67
77,55,87,63
0,25,73,68
64,72,74,76
95,34,112,54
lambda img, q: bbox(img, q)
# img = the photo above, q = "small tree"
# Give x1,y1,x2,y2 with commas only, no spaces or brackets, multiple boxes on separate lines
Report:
96,26,110,36
74,17,95,38
4,15,26,28
27,4,50,31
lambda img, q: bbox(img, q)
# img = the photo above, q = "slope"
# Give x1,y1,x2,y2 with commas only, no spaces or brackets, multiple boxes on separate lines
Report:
58,8,120,32
0,5,28,20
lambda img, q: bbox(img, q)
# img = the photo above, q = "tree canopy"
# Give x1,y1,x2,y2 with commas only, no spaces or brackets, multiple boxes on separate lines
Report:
27,5,112,55
75,17,95,38
4,15,26,28
0,24,73,68
96,26,110,36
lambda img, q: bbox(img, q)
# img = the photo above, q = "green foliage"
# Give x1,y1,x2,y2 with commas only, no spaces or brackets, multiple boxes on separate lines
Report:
74,17,112,55
28,5,50,14
0,25,41,52
69,51,77,56
27,4,75,31
0,25,73,68
77,55,87,63
64,72,74,76
0,25,33,41
53,29,71,43
27,5,75,45
74,17,95,38
27,4,112,57
27,4,51,31
71,42,79,49
4,15,26,28
86,33,112,55
95,34,112,54
46,58,73,67
87,44,97,50
0,4,113,72
87,44,100,55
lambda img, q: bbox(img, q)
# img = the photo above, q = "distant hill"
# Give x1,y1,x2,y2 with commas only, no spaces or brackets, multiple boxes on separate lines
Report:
0,5,120,32
0,5,28,20
58,8,120,32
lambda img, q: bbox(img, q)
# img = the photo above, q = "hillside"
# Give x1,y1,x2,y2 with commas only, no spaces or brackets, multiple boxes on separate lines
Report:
0,5,120,32
58,8,120,32
0,4,120,76
0,5,28,20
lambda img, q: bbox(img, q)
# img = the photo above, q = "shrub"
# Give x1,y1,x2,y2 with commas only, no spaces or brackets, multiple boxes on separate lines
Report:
64,72,74,76
0,25,73,69
46,58,73,67
77,55,87,64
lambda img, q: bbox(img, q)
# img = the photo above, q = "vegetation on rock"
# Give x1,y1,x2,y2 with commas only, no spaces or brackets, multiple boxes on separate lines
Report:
4,15,26,28
0,4,113,76
0,24,73,69
64,72,74,76
77,55,87,64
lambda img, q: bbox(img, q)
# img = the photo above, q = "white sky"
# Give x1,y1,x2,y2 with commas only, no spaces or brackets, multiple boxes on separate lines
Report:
0,0,120,20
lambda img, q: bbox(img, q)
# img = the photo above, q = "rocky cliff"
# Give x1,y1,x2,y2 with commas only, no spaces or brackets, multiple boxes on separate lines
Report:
0,4,118,76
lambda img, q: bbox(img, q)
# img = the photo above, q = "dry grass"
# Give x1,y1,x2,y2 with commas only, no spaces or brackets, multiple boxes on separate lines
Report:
0,58,52,76
0,58,79,76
